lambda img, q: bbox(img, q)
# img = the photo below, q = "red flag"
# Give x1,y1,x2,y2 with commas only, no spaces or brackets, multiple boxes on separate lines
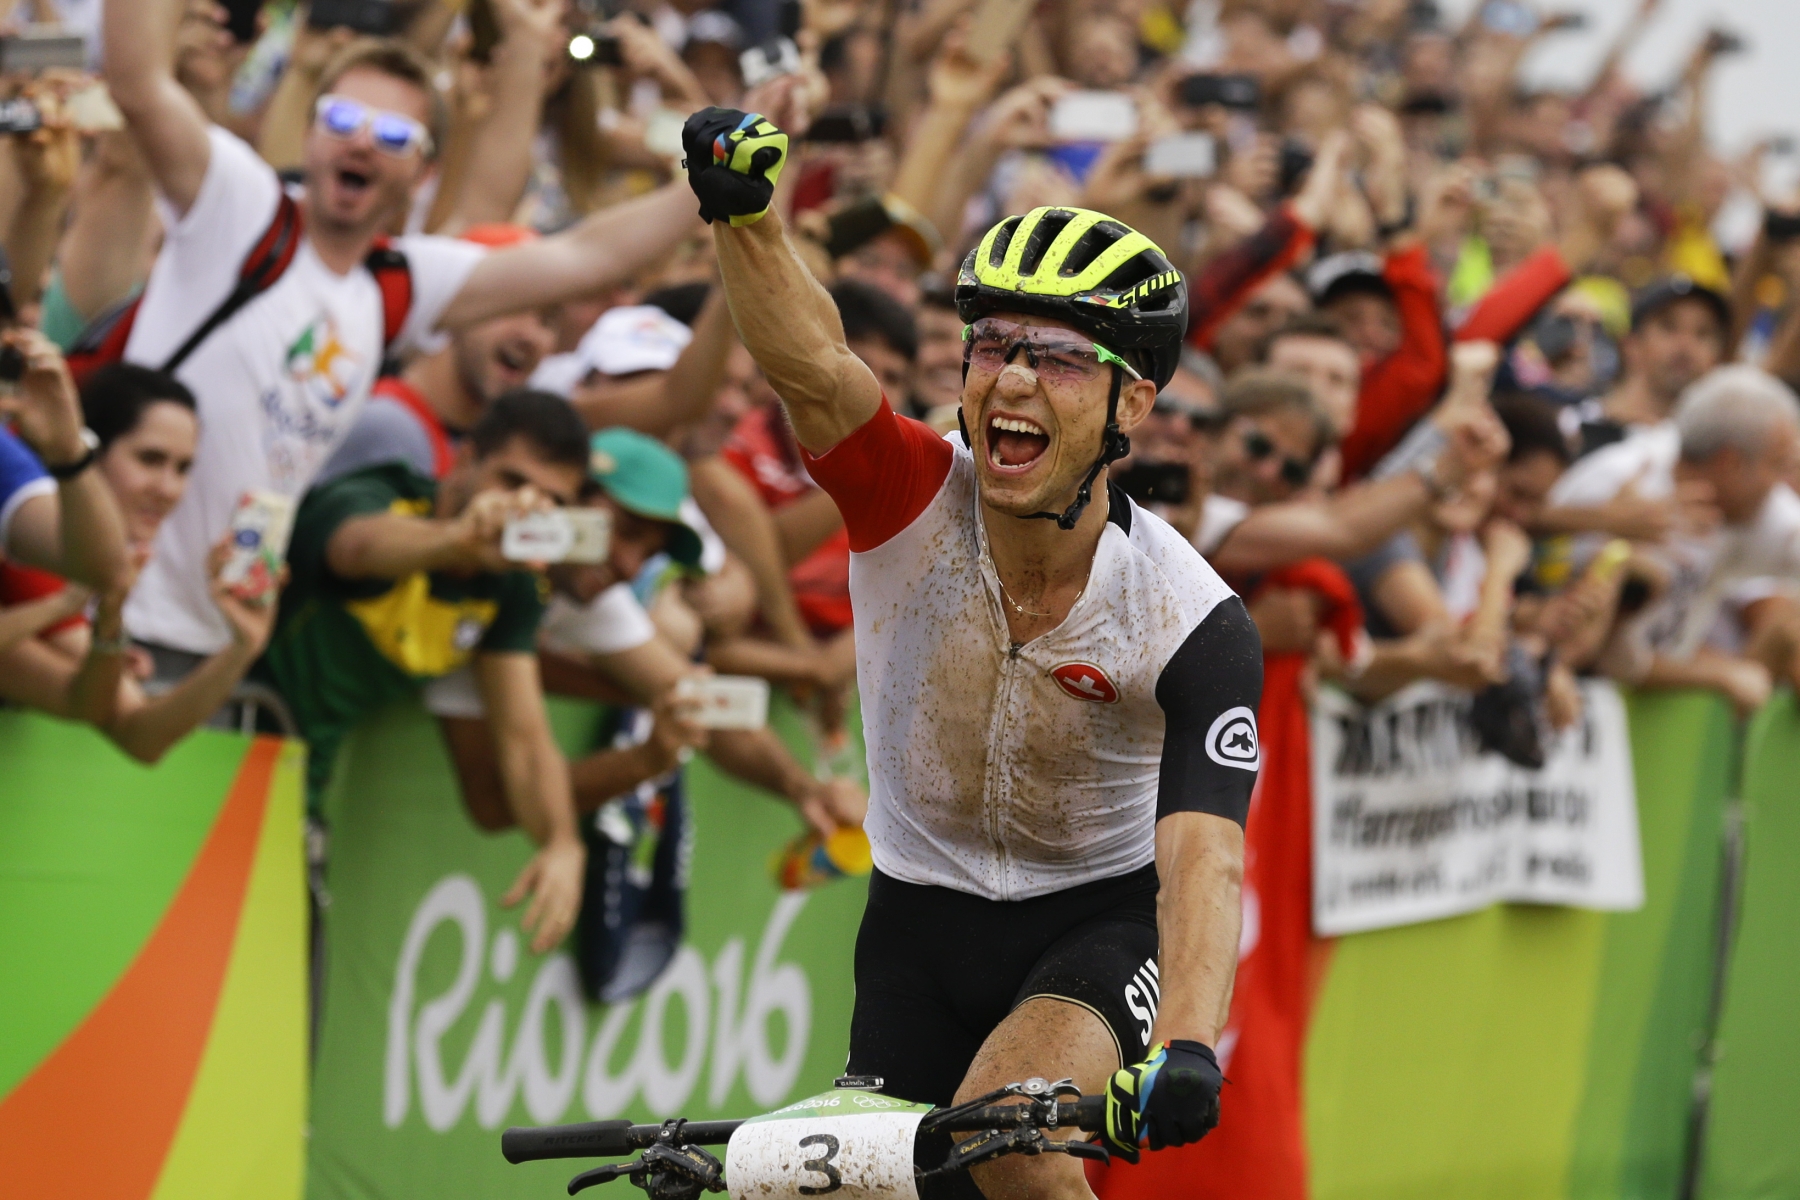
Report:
1093,559,1356,1200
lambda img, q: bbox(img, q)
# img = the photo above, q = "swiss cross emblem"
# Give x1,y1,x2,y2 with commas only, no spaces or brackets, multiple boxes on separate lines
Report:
1051,662,1119,704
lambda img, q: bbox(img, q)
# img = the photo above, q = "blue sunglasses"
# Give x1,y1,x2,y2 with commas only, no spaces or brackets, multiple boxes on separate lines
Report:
314,94,433,158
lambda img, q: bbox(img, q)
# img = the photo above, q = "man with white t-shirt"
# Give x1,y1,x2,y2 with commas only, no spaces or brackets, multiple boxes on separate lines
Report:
104,4,697,667
1597,367,1800,712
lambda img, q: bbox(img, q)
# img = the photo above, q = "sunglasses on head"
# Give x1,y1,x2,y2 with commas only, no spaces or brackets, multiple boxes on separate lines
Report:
963,317,1141,388
314,94,433,158
1241,428,1314,487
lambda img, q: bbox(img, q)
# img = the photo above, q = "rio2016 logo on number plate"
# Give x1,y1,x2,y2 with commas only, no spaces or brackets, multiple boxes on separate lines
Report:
726,1091,931,1199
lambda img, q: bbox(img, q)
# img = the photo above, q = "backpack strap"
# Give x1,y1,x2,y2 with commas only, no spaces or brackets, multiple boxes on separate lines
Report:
372,375,455,478
159,192,306,375
365,240,413,351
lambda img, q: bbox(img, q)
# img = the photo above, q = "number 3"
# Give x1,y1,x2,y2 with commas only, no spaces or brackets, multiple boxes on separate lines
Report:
797,1133,842,1195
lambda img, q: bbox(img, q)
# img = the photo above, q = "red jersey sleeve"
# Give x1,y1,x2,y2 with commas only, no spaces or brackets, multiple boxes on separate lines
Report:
1455,245,1572,345
1339,244,1448,480
800,398,955,552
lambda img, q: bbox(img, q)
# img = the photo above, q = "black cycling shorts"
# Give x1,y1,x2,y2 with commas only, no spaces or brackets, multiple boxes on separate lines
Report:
845,864,1162,1107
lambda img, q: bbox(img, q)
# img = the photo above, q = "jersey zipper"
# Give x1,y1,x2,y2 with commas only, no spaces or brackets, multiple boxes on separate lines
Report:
981,641,1023,898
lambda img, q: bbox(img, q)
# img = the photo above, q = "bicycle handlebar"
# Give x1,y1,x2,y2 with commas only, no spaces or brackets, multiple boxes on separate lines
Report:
500,1097,1106,1164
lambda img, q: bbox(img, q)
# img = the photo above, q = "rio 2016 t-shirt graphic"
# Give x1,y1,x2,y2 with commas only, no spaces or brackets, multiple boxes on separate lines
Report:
122,127,484,655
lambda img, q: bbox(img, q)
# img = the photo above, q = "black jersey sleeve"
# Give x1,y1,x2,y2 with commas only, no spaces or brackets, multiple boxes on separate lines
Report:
1154,596,1264,826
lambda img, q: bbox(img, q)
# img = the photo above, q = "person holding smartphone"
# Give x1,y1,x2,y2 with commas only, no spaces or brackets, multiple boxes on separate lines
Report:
254,391,590,953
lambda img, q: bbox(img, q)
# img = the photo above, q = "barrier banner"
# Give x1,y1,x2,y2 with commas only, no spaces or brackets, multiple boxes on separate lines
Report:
1311,680,1643,935
306,698,869,1200
0,713,308,1200
1306,690,1732,1200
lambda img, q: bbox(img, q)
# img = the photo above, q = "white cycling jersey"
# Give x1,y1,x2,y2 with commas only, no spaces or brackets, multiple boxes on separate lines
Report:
804,401,1263,902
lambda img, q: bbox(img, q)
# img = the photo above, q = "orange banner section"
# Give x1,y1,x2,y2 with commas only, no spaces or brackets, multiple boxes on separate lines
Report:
0,737,280,1199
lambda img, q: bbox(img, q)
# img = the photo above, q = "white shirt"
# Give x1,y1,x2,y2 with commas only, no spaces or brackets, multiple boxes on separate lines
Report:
123,128,485,654
804,405,1263,902
1547,422,1680,572
1637,482,1800,660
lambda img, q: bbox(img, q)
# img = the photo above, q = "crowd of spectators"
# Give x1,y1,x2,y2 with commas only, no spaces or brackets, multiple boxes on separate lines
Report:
2,0,1799,998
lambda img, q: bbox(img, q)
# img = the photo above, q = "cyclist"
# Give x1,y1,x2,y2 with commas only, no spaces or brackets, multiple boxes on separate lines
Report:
683,108,1257,1198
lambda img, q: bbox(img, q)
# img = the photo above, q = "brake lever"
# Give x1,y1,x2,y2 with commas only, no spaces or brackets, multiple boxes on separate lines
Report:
565,1123,726,1199
920,1123,1110,1179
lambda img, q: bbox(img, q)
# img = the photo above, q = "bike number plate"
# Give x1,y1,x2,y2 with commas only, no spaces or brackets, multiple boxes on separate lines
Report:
726,1092,927,1199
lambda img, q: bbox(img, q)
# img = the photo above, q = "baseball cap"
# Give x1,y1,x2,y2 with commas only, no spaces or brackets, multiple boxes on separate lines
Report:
1630,274,1729,334
1306,251,1391,306
588,428,704,568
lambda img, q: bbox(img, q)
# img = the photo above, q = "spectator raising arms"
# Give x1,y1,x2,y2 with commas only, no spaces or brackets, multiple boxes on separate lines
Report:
102,0,698,675
0,355,281,761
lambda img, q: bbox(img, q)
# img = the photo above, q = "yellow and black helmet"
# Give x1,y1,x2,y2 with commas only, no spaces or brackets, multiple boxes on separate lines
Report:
955,206,1188,390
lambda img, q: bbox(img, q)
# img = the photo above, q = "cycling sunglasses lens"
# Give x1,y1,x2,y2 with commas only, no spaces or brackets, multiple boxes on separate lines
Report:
1033,341,1102,382
319,98,365,137
965,319,1021,369
370,114,422,155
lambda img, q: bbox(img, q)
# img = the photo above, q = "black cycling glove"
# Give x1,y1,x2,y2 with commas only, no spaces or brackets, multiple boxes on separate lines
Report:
680,107,789,227
1102,1039,1222,1162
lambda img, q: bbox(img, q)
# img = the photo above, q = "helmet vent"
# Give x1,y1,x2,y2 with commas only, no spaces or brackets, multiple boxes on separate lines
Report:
1061,226,1112,277
1019,210,1075,277
986,217,1021,269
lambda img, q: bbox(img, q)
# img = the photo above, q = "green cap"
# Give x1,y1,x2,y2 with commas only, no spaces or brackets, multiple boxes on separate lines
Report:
587,428,705,568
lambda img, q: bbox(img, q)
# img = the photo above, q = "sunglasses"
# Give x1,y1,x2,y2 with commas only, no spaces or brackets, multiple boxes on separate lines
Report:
1241,428,1314,488
963,317,1141,388
314,94,433,158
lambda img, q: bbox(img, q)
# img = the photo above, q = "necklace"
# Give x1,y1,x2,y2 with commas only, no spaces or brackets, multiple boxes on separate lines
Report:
997,576,1053,618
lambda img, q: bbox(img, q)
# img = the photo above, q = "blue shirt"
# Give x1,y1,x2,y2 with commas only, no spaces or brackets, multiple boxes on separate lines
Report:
0,425,51,552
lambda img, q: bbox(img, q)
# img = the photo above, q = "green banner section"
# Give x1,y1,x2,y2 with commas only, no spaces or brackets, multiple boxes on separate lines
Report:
1701,691,1800,1200
0,711,251,1096
1305,690,1734,1200
306,697,869,1200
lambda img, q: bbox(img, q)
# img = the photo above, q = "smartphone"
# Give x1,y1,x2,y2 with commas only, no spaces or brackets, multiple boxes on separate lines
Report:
644,106,686,157
806,105,885,144
674,675,771,731
740,36,800,89
1277,137,1314,196
0,96,41,135
964,0,1036,66
502,509,612,564
307,0,403,35
1114,461,1191,506
222,0,265,43
0,30,86,74
65,83,124,133
1177,73,1260,111
220,491,296,602
1145,132,1216,178
1048,91,1137,142
568,30,623,66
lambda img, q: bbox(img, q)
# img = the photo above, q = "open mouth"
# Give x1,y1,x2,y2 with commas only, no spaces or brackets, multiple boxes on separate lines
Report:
336,168,372,197
987,415,1050,471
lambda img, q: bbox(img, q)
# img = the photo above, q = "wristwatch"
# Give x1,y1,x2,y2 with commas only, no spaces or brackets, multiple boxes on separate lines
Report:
45,428,100,481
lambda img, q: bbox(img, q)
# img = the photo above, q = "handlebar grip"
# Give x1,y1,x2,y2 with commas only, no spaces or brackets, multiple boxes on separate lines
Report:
501,1120,633,1163
1069,1096,1105,1132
